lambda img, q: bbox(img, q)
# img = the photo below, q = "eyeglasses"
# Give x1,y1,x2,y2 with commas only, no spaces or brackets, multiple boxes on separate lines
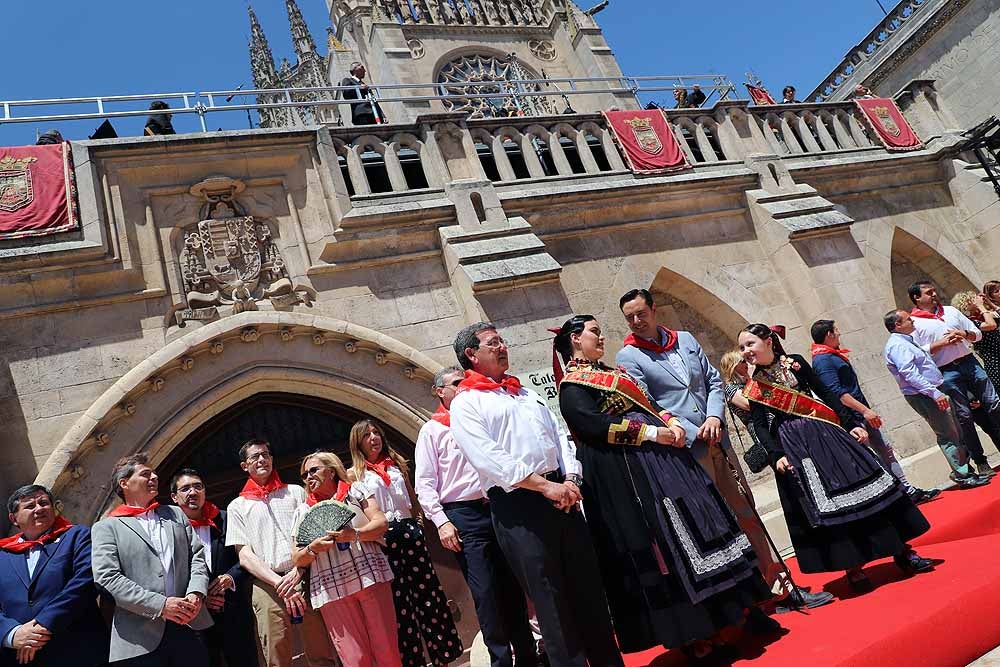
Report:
301,465,328,481
245,451,272,462
480,337,508,349
176,483,205,494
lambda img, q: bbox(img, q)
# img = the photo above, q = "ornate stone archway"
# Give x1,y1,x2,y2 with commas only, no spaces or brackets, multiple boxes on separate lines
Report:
39,312,443,523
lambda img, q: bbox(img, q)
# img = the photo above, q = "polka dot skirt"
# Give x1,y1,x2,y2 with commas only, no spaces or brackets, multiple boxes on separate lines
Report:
385,518,462,667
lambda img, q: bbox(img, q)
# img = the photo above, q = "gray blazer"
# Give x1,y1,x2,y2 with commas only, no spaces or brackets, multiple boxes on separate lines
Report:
91,504,213,662
616,330,728,454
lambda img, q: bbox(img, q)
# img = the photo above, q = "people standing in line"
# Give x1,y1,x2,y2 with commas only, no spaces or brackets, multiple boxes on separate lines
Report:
615,289,833,613
225,439,339,667
347,420,462,667
169,469,259,667
449,322,625,667
0,485,108,667
737,324,933,593
883,310,988,488
290,451,400,667
553,315,776,664
339,63,386,126
414,367,537,667
809,319,940,504
91,453,213,665
908,280,998,477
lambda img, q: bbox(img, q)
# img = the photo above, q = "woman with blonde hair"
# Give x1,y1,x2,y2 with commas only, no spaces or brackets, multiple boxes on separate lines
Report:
719,350,765,446
347,420,461,667
290,450,399,667
952,290,1000,464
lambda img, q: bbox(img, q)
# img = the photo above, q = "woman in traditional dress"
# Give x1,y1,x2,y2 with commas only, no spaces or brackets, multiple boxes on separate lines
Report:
553,315,776,664
951,290,1000,463
290,451,400,667
347,420,462,667
736,323,933,592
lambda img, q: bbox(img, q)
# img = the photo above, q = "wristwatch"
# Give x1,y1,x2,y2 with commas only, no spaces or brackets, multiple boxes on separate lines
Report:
565,473,583,487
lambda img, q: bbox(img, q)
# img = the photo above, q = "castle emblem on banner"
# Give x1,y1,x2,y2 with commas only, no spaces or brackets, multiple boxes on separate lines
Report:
872,106,901,137
625,117,663,155
0,155,37,213
170,177,315,326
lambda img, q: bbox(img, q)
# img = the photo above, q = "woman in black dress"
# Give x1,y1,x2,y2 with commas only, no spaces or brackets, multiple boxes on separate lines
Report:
554,315,775,663
736,323,933,591
952,290,1000,463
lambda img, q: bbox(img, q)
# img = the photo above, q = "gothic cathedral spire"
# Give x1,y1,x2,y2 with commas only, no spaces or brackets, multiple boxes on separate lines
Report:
285,0,317,62
248,4,278,88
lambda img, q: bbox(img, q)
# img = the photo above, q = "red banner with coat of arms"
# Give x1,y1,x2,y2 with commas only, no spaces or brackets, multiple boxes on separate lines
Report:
602,109,691,175
0,143,79,240
854,98,923,151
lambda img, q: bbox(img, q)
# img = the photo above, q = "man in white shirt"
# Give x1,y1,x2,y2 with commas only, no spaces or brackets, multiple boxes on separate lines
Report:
449,322,624,667
414,366,536,667
225,439,338,667
908,280,999,476
91,453,213,665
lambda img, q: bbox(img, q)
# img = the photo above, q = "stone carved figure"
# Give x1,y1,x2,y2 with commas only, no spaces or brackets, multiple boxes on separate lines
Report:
439,0,458,24
521,0,538,24
480,0,498,24
496,0,512,25
509,0,524,24
172,178,314,326
455,0,472,24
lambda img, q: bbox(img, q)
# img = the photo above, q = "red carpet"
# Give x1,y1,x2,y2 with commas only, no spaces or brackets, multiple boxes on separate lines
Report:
622,479,1000,667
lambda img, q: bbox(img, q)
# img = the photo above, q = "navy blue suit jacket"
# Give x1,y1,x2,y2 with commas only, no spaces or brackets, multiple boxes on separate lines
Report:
0,524,108,667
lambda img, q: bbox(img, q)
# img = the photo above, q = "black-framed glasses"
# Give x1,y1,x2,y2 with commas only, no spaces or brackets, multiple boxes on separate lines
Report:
245,451,272,462
176,482,205,494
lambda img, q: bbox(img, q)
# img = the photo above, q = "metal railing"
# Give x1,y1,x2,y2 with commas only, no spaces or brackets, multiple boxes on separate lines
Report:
0,74,737,132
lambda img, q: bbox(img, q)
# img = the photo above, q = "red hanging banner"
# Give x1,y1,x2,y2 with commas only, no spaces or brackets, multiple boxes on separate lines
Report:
854,98,924,151
602,109,691,175
0,143,79,240
745,84,776,106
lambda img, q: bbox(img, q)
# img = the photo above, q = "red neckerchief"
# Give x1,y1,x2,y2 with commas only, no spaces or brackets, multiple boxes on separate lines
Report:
365,456,395,487
188,501,220,529
623,326,678,355
306,480,352,507
239,472,287,500
0,516,74,554
910,305,944,320
109,501,160,518
430,405,450,427
810,343,851,362
456,370,523,396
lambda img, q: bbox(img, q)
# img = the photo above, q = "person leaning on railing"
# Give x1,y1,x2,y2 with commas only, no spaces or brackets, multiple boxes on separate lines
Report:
339,62,386,126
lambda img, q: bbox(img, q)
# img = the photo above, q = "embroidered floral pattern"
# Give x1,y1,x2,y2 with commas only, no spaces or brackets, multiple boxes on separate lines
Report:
661,498,753,575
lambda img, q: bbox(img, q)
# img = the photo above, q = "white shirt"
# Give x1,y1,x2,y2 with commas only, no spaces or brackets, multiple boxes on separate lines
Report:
137,509,175,596
663,345,689,380
226,485,305,574
358,466,413,522
910,305,980,367
193,525,213,572
449,386,581,493
414,418,486,528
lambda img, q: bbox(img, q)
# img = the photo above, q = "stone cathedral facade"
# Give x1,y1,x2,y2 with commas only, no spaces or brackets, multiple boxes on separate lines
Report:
1,0,999,658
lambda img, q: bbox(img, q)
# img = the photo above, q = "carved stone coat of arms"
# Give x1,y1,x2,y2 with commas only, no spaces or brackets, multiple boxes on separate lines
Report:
171,178,314,326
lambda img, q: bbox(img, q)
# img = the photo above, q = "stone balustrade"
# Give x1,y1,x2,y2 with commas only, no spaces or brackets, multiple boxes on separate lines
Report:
324,91,950,197
374,0,551,26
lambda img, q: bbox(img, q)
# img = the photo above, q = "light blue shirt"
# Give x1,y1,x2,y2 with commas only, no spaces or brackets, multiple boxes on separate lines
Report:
884,332,946,399
2,541,46,648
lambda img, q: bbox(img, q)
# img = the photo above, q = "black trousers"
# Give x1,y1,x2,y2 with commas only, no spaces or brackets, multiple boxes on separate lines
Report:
118,623,209,667
444,500,537,667
487,486,623,667
205,602,259,667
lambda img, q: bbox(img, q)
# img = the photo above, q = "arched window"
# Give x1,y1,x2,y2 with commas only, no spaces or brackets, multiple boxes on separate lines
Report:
437,54,552,118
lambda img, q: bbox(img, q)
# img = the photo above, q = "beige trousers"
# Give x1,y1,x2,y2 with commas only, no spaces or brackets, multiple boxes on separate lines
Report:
693,442,790,595
251,580,341,667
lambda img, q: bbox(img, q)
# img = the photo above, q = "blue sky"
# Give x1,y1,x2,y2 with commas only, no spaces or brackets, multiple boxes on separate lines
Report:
0,0,890,145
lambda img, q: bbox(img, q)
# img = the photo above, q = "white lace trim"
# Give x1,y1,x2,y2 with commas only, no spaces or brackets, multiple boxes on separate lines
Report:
661,498,752,575
800,458,896,515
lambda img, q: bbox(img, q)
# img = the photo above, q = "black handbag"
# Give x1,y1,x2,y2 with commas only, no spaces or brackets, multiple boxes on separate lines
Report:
728,406,770,473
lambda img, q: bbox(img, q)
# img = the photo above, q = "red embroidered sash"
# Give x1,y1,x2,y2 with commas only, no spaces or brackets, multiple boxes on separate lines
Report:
743,377,841,428
561,366,674,426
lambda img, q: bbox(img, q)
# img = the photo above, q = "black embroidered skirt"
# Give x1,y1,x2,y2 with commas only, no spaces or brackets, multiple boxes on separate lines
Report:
775,418,930,573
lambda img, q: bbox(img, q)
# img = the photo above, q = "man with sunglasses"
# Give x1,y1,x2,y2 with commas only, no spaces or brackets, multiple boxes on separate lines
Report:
170,469,258,667
225,439,338,667
449,323,624,667
415,366,537,667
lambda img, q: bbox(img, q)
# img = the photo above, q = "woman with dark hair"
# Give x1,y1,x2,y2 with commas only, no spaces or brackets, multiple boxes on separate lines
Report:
554,315,775,664
736,323,932,592
347,420,461,667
